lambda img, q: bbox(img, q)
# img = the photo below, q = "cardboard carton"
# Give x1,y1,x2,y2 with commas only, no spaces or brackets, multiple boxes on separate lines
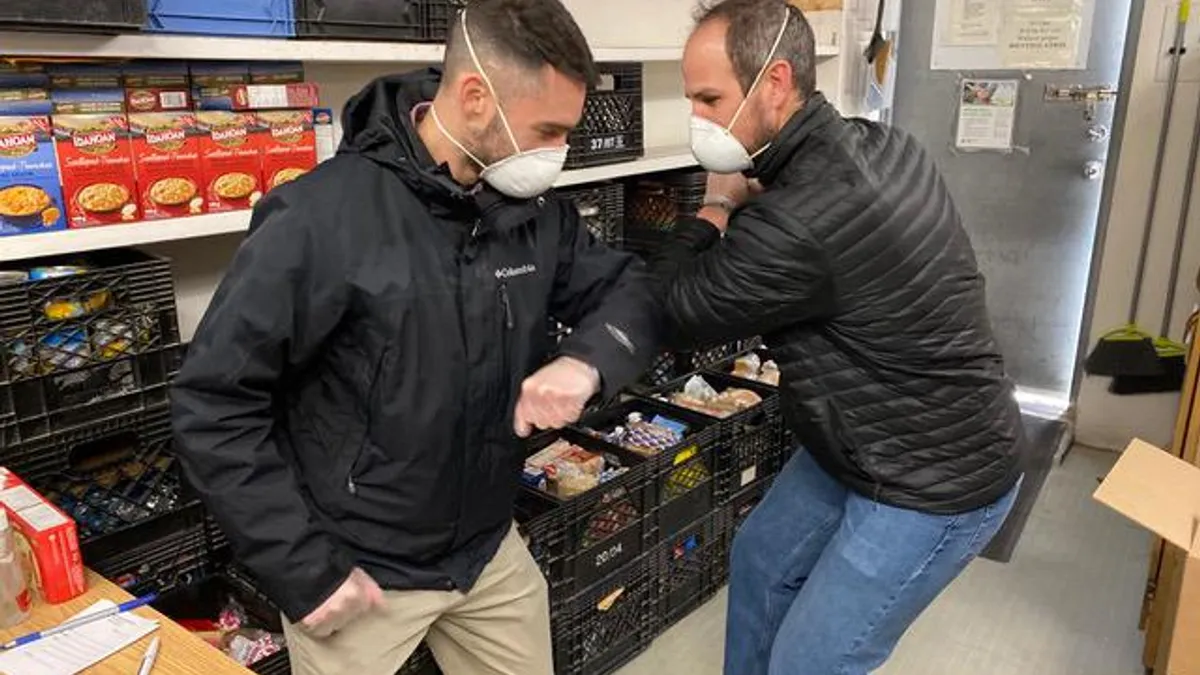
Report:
0,468,86,605
1095,439,1200,674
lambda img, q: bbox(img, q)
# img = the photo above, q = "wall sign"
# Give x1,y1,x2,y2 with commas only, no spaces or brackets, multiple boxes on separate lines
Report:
931,0,1095,70
955,78,1020,150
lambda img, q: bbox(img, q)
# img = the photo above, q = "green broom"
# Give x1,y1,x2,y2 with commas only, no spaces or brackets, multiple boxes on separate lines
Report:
1086,1,1191,378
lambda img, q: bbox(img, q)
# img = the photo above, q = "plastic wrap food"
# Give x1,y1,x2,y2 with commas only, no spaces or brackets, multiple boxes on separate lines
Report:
523,439,628,499
588,412,688,457
732,353,780,386
665,375,763,418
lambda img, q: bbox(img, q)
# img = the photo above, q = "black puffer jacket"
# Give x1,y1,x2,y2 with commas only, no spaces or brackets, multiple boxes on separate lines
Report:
654,94,1022,514
171,69,659,621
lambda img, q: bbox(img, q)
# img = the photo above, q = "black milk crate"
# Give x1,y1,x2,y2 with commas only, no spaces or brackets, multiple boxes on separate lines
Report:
423,0,466,41
92,499,221,597
574,399,719,541
556,182,625,246
710,345,776,385
650,372,784,503
565,63,643,170
653,511,726,631
295,0,427,41
0,0,145,32
675,340,746,375
0,401,150,485
721,478,771,541
553,552,658,675
515,429,657,601
0,344,182,447
622,169,707,259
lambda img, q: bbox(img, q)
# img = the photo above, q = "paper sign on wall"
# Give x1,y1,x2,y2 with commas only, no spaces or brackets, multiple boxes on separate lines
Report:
932,0,1092,70
956,79,1019,151
1001,0,1085,68
944,0,1003,45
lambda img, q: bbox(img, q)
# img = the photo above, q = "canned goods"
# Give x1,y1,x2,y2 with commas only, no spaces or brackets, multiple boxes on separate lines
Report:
39,329,90,372
0,271,28,287
28,265,87,280
43,289,112,321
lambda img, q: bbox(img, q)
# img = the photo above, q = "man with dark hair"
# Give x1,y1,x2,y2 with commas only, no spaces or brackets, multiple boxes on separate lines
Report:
171,1,658,673
654,0,1025,673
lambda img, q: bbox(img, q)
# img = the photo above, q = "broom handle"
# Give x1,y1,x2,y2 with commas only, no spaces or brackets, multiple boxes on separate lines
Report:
1132,0,1190,323
1162,33,1200,337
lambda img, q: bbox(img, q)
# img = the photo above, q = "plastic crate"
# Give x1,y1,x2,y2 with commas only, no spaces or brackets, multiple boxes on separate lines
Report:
515,430,657,601
675,341,742,375
575,398,720,541
553,552,658,675
622,169,706,259
636,352,678,391
649,372,784,503
295,0,426,41
423,0,466,41
653,511,726,630
92,498,221,597
0,0,145,32
556,182,625,247
145,0,296,37
721,478,770,541
565,63,643,170
0,344,182,447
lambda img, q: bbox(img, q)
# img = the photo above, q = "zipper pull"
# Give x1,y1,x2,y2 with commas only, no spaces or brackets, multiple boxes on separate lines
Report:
499,283,514,330
347,475,357,496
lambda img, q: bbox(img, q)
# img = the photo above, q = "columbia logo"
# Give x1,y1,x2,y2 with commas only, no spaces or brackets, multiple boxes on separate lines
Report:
495,264,537,280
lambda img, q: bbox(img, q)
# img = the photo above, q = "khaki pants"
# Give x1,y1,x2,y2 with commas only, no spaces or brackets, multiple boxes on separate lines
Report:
283,525,553,675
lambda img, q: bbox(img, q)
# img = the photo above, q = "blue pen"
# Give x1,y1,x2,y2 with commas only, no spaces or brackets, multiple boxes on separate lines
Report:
1,593,158,650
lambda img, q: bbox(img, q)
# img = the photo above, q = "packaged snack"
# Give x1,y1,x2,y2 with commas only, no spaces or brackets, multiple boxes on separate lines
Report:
256,110,317,192
123,60,191,113
0,467,86,605
525,439,626,499
0,115,67,237
0,63,48,89
314,108,336,164
51,88,126,115
129,112,205,220
666,375,763,418
48,63,123,90
249,62,305,85
196,111,263,214
0,89,51,116
194,83,320,112
189,61,251,88
53,113,139,227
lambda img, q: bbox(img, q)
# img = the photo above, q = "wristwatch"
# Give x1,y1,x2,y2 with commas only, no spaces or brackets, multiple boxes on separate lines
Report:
702,195,738,213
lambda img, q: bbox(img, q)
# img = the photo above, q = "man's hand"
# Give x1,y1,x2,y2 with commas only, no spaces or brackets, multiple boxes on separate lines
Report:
698,173,763,233
301,567,385,638
514,356,601,437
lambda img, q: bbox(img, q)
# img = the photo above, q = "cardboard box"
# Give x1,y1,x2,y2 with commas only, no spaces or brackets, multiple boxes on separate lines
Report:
129,112,205,220
0,62,49,89
1096,439,1200,674
249,61,305,85
0,89,52,116
47,63,123,90
196,111,263,213
194,83,320,111
53,113,140,227
314,107,336,164
257,110,316,191
0,468,86,605
123,60,191,114
189,61,251,88
0,115,68,237
51,88,126,115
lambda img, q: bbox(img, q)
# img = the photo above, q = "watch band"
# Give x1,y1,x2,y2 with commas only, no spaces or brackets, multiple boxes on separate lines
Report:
702,195,738,212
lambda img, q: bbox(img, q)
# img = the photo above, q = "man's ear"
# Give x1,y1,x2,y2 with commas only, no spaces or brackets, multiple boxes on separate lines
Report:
456,72,494,127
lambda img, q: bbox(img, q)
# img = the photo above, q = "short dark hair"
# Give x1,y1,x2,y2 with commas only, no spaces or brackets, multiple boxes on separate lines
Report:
695,0,817,100
444,0,599,90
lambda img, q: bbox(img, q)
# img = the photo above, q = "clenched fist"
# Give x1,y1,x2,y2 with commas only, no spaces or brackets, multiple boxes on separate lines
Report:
301,567,385,638
514,356,601,438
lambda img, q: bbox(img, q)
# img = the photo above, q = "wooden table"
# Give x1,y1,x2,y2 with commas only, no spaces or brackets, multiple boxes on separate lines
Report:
0,570,252,675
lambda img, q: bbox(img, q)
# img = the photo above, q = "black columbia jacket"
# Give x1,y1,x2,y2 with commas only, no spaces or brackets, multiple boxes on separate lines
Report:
171,69,659,621
655,93,1022,514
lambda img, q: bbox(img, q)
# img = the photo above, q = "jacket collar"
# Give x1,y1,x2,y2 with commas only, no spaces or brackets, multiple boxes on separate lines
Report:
747,92,841,186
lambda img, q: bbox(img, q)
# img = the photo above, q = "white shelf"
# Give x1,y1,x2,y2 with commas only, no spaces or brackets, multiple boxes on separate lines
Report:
0,146,695,262
0,32,682,63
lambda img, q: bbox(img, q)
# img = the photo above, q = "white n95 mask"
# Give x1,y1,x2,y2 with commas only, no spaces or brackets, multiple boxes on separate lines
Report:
432,8,568,199
690,8,792,174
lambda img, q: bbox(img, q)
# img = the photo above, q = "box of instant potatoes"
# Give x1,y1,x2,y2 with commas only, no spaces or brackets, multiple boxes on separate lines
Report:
0,468,85,605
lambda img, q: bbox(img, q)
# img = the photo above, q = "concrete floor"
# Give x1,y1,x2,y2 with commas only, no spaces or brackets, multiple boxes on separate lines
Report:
616,446,1150,675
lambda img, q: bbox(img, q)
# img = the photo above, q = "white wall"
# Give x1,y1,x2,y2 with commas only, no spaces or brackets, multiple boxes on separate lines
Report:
1075,0,1200,450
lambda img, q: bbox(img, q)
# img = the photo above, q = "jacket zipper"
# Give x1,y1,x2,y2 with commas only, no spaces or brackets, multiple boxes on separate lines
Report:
346,347,391,496
499,282,515,330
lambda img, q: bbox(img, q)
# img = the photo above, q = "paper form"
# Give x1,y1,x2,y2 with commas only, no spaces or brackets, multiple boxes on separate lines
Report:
0,600,158,674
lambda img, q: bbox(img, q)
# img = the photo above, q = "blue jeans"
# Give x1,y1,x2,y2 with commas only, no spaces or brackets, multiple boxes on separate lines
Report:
724,449,1020,675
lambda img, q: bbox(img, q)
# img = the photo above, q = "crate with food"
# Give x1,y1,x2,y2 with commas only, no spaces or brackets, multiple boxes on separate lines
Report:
0,252,181,445
636,352,678,391
576,399,719,541
0,114,68,238
622,169,706,260
653,510,726,631
516,430,656,599
145,0,296,38
553,551,658,675
0,0,146,33
566,63,643,170
676,338,764,377
555,181,624,247
294,0,426,41
721,347,780,387
651,372,783,502
92,497,220,597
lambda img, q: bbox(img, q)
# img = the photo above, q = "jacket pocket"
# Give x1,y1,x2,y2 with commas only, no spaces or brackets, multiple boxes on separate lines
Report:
345,346,391,496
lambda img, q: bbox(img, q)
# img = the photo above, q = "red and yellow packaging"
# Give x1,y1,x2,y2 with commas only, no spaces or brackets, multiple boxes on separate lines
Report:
129,112,205,220
196,111,263,213
0,468,86,605
53,114,139,227
257,110,316,193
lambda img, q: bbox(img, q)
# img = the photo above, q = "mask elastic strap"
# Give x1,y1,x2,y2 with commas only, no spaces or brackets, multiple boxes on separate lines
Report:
460,8,523,154
727,6,792,131
430,104,488,169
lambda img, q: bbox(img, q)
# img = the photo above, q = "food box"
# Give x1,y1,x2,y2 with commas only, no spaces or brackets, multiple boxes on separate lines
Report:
48,63,123,90
0,62,49,89
123,60,191,113
314,107,336,164
0,115,68,237
188,61,250,88
257,110,316,192
193,83,320,111
53,113,140,227
249,61,305,84
51,88,127,115
0,467,86,605
0,89,52,117
129,112,205,220
196,111,263,213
